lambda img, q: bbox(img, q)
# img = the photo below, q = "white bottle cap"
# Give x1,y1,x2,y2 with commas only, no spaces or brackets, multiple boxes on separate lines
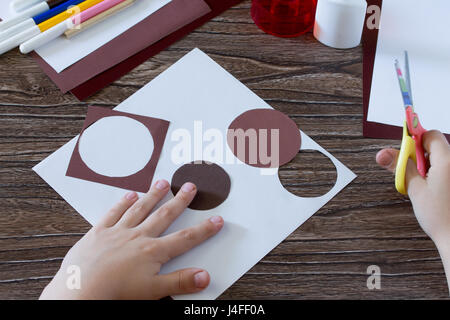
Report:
313,0,368,49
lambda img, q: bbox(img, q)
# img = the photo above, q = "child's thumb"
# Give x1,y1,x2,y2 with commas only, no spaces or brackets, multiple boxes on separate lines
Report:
376,148,426,196
376,148,399,173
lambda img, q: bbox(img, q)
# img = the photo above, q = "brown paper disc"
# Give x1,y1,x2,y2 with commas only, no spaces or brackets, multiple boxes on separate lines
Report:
227,108,301,168
171,161,231,211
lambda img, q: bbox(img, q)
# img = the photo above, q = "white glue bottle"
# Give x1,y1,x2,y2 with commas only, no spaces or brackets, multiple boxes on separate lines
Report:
313,0,368,49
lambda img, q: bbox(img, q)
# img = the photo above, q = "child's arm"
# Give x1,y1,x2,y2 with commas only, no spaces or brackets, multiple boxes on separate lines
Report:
437,242,450,291
40,180,224,300
376,130,450,292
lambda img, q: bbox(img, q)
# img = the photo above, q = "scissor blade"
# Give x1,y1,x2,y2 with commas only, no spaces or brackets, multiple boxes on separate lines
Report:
395,59,413,108
404,51,413,105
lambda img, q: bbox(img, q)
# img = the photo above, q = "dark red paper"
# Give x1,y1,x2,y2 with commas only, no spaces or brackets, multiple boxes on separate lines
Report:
30,0,211,93
70,0,245,100
362,0,449,142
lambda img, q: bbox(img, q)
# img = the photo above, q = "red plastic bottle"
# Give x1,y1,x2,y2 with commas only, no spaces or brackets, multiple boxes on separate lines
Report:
251,0,318,38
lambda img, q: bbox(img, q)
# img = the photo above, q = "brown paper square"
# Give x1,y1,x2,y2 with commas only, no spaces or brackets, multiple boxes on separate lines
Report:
66,106,170,192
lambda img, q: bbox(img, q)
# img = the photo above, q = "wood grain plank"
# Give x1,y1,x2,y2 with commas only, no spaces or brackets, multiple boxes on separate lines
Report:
0,0,447,300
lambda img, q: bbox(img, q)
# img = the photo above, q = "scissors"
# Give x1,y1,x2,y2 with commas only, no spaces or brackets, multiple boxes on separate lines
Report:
394,51,428,195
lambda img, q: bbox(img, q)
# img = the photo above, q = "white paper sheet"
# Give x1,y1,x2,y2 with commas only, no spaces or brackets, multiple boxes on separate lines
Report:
367,0,450,134
33,49,356,300
1,0,171,73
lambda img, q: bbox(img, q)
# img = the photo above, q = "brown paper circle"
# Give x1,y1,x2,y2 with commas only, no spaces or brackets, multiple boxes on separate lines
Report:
227,108,301,168
171,161,231,211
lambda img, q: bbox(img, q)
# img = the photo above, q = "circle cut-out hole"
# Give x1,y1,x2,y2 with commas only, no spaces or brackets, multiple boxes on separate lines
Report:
278,149,337,198
79,116,154,178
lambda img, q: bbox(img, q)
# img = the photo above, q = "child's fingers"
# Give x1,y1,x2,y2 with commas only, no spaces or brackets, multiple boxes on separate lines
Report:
97,191,139,228
154,268,210,297
405,158,427,197
423,130,450,167
139,182,197,237
158,216,224,262
118,180,170,228
376,148,426,195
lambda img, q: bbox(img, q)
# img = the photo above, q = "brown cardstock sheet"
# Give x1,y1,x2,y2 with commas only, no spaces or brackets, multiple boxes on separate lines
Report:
70,0,245,100
227,109,302,168
30,0,211,93
171,161,231,211
66,106,170,193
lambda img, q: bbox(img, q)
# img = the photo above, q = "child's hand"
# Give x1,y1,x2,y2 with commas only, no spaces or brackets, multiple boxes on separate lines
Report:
40,180,224,300
376,130,450,292
376,130,450,244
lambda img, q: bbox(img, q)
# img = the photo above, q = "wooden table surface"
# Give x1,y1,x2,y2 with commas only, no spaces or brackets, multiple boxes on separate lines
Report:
0,1,448,300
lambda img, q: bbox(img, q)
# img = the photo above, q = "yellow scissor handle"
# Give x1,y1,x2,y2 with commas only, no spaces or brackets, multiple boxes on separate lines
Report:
395,121,417,195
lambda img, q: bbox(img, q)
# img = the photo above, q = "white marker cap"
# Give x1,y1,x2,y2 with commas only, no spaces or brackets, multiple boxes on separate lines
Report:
0,19,36,43
10,0,45,14
0,1,49,32
20,19,70,54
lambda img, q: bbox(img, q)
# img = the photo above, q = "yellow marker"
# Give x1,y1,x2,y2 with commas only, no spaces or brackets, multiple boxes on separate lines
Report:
38,0,104,32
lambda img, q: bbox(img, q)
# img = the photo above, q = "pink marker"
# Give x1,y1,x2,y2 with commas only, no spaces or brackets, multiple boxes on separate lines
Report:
71,0,126,25
19,0,127,54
